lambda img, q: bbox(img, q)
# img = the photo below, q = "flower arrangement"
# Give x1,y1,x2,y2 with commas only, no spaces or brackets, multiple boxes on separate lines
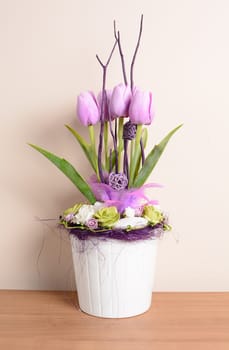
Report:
29,16,182,241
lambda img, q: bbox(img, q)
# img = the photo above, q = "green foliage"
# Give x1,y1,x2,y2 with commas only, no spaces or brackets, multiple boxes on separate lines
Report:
65,125,97,172
28,144,96,204
133,124,183,188
134,127,148,179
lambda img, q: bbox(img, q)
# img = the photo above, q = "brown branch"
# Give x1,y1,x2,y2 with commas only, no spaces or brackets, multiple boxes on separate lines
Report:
130,14,143,91
96,39,118,182
140,138,145,165
114,20,128,85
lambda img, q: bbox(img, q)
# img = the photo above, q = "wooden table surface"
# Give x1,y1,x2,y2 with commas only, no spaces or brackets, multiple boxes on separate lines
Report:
0,291,228,350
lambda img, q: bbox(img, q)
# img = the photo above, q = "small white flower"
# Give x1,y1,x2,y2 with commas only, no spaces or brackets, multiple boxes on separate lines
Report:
124,207,136,218
93,201,105,212
114,217,148,230
73,204,95,225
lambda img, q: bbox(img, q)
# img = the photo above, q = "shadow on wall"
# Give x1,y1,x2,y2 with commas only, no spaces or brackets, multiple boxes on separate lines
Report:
23,107,93,290
23,106,93,209
30,218,76,291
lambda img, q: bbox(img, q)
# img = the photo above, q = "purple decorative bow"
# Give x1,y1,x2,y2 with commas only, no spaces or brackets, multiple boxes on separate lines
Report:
90,177,162,213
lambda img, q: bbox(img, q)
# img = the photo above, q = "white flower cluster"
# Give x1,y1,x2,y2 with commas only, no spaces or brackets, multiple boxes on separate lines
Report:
114,217,148,229
72,202,104,225
114,206,148,229
69,203,150,229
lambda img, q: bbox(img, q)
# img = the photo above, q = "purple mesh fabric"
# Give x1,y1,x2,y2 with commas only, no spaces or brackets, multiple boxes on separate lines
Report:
69,224,163,241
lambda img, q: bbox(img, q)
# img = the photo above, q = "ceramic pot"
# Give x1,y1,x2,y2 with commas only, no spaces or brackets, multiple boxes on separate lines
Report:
70,235,158,318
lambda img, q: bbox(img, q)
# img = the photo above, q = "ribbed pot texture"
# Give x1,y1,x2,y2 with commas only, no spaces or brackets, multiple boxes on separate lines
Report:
70,235,158,318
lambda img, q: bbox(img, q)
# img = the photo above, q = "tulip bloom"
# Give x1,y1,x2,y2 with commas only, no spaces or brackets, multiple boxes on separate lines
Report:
77,91,100,126
129,89,154,125
109,84,132,118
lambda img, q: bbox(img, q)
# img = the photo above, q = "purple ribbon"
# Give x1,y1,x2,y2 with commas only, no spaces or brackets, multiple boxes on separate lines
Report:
90,177,162,213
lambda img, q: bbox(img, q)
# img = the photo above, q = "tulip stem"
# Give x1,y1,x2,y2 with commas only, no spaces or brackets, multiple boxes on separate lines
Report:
118,117,124,172
108,116,118,173
98,110,105,182
130,14,143,91
104,121,109,170
129,124,142,186
129,138,134,188
114,21,128,85
89,125,99,179
129,139,134,188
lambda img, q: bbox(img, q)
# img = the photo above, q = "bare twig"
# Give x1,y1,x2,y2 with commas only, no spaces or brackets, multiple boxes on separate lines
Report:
130,14,143,91
96,39,118,182
114,21,128,85
123,139,129,179
96,38,117,69
114,118,118,146
140,138,145,165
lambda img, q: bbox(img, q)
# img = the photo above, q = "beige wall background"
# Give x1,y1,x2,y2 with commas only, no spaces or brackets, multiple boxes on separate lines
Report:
1,0,229,291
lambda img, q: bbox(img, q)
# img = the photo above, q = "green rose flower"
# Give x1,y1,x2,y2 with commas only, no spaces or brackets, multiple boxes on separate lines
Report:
63,203,82,217
94,206,120,228
143,205,163,225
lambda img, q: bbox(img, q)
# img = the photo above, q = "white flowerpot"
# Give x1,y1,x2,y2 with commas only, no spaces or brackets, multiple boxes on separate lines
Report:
70,235,158,318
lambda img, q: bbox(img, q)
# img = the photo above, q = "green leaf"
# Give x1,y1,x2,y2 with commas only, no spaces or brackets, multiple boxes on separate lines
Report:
142,128,148,148
110,143,124,171
134,127,148,179
28,143,96,204
65,125,97,172
133,124,183,188
129,125,143,186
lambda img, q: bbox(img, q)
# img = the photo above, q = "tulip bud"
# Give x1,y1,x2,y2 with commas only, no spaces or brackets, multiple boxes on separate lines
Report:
97,89,113,121
109,84,132,118
129,89,154,125
77,91,100,126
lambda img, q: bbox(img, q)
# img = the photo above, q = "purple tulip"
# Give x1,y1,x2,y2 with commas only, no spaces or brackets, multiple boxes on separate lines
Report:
97,89,113,121
109,84,132,118
129,89,154,125
77,91,100,126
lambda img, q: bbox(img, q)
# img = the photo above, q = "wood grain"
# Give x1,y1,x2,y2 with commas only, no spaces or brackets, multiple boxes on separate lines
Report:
0,291,228,350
